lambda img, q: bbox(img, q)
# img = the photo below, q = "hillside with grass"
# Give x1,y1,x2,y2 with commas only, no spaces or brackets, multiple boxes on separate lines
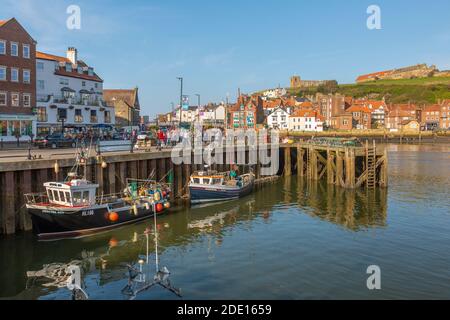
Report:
287,76,450,104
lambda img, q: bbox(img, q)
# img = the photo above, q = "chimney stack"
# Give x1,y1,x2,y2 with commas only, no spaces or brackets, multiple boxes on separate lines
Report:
67,47,78,65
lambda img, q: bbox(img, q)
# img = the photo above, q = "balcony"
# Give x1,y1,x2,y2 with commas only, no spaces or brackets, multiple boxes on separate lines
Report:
41,94,105,107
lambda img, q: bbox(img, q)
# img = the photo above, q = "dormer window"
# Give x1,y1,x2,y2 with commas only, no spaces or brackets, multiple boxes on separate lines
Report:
88,68,93,76
66,63,72,72
77,66,82,74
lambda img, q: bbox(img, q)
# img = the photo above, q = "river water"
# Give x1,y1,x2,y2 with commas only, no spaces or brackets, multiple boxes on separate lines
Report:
0,144,449,300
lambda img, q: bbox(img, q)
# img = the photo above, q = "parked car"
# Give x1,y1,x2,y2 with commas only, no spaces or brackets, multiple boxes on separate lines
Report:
34,133,78,149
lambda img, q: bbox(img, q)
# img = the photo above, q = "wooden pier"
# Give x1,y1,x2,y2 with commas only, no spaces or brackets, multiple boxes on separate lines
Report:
0,141,387,235
283,141,388,189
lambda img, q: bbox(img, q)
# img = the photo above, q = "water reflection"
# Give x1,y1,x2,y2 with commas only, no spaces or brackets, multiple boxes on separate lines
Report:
0,178,388,299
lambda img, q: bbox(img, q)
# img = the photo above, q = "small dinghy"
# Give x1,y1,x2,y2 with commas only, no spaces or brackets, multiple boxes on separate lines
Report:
188,167,254,204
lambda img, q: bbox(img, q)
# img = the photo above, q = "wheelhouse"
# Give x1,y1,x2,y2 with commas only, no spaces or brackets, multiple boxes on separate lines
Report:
44,180,99,207
190,172,225,186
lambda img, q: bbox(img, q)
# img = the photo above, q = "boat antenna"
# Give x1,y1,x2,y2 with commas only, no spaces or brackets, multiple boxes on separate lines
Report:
121,205,181,299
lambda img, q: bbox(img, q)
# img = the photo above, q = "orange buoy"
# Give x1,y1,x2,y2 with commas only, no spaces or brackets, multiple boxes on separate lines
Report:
109,237,118,247
156,203,164,212
163,202,171,209
109,212,119,222
162,191,167,198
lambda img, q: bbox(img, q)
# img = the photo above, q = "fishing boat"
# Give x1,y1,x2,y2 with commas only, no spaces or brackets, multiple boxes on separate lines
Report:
188,168,254,204
25,147,171,240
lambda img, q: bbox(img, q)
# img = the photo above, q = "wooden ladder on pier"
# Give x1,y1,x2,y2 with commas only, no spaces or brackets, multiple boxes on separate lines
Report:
366,141,376,189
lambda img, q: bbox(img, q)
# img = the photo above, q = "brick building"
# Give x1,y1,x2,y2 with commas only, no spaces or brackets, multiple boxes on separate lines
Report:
228,95,264,129
422,104,441,130
385,104,418,130
440,100,450,130
345,104,372,129
0,18,37,141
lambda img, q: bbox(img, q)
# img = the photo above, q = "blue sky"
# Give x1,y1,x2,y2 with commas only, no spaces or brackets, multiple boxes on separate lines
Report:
1,0,449,117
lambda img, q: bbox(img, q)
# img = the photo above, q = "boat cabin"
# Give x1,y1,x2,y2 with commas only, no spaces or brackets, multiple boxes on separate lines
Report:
44,179,99,207
190,171,225,186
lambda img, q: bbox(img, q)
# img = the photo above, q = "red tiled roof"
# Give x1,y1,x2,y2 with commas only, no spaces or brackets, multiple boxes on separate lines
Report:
346,104,372,113
299,101,314,108
36,51,71,63
356,70,393,82
0,20,9,27
423,104,441,112
290,109,323,121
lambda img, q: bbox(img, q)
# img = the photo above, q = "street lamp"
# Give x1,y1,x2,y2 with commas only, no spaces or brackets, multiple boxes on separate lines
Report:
177,77,183,125
195,94,200,123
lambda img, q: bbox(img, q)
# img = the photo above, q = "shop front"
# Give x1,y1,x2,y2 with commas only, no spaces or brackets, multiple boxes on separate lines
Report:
0,114,37,142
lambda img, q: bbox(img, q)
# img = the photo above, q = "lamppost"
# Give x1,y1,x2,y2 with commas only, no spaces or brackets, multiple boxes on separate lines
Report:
177,77,183,126
195,94,200,123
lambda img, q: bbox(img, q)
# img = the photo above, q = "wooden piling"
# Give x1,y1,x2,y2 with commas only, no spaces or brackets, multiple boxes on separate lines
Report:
297,145,304,177
327,149,335,185
284,147,292,176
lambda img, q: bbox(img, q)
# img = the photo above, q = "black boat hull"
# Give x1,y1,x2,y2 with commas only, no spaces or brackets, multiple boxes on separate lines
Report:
189,181,254,204
28,205,162,240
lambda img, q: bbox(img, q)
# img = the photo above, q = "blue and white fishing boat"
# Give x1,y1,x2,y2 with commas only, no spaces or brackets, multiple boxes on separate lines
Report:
188,169,255,204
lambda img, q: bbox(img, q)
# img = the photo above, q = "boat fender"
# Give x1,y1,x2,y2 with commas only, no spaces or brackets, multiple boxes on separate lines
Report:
132,205,138,215
156,203,164,213
109,212,119,222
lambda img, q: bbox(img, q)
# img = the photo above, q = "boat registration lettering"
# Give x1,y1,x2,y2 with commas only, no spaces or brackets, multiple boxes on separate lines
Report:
82,210,94,216
42,210,65,215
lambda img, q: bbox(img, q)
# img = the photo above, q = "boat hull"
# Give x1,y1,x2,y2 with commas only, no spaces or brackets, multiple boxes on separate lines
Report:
27,204,163,240
189,181,254,204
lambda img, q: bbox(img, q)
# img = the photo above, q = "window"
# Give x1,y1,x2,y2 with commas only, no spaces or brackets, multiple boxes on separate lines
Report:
75,109,83,122
0,66,5,80
23,44,30,58
77,66,82,74
94,83,98,89
37,107,47,122
65,63,72,72
52,190,60,201
47,190,53,201
37,80,45,90
11,68,19,82
82,81,86,87
203,178,210,185
90,110,97,123
37,62,44,70
57,108,67,120
22,94,31,107
104,111,111,123
65,192,71,203
20,120,32,136
82,191,90,203
0,92,6,106
10,42,18,56
59,191,66,202
11,93,19,107
0,121,8,136
59,78,69,86
0,40,5,55
23,70,30,83
73,191,82,204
